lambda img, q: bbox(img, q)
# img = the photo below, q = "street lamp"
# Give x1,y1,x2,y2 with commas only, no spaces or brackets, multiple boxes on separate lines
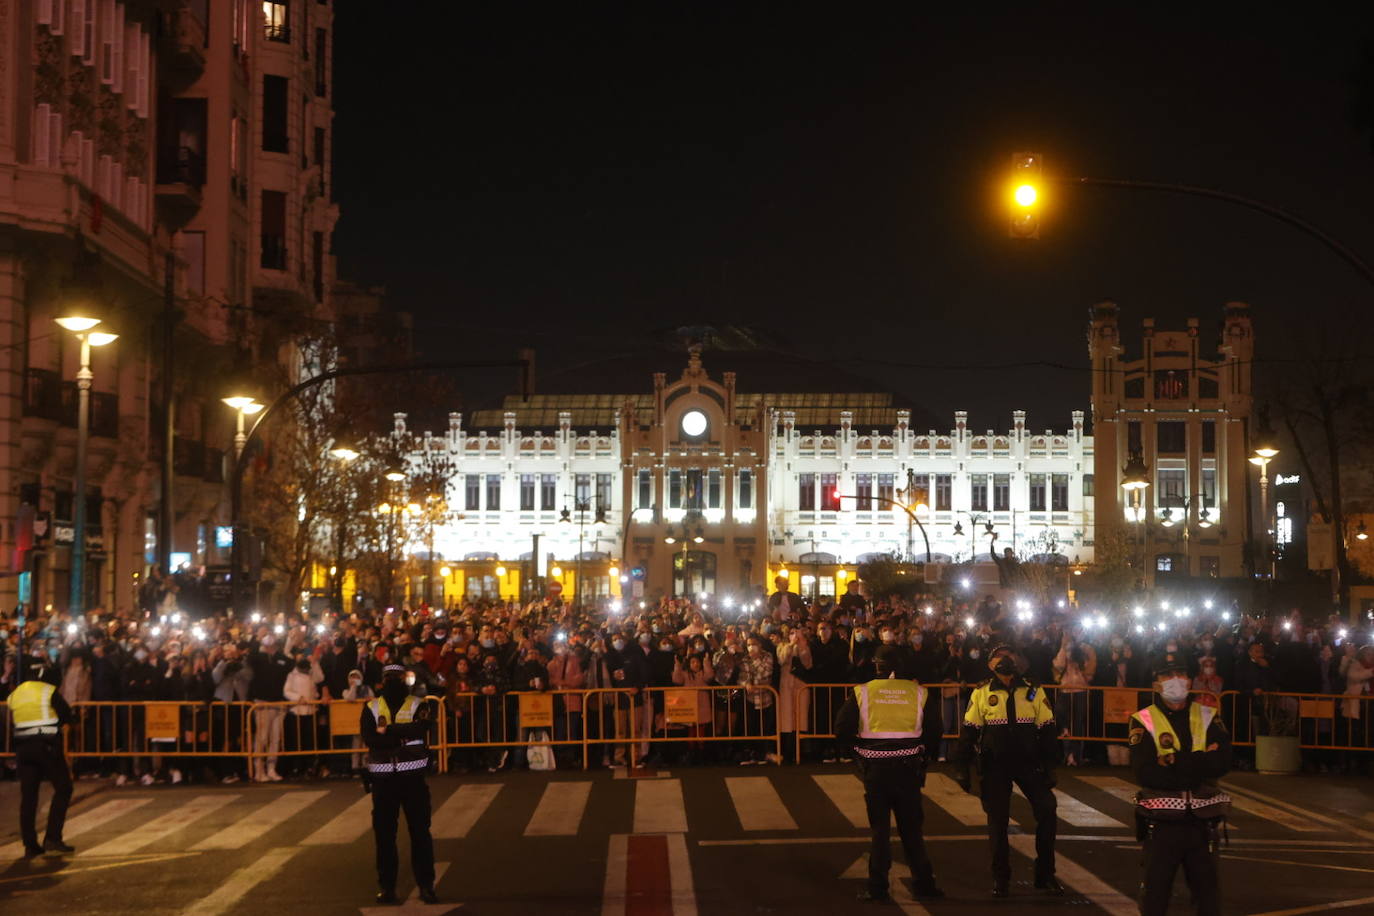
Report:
1121,450,1151,587
55,315,118,614
1249,424,1279,581
222,396,265,458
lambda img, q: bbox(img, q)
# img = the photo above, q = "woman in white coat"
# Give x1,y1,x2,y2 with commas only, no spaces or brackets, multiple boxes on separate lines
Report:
776,627,812,764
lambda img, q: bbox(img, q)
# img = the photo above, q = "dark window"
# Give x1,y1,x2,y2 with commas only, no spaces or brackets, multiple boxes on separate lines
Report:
1199,555,1220,578
596,473,612,511
798,473,815,511
877,473,894,508
156,97,207,186
821,473,839,511
314,28,327,94
854,472,872,510
1029,473,1047,511
1127,421,1142,455
1154,370,1188,399
1052,474,1069,511
738,469,752,509
539,474,556,511
313,126,326,188
1157,421,1186,454
669,470,682,509
1201,421,1216,454
993,474,1010,511
575,473,590,506
264,1,289,41
935,474,952,511
311,231,323,302
1082,474,1095,497
707,470,721,509
262,75,289,152
970,474,988,512
465,475,480,511
1198,377,1219,399
260,190,286,269
485,474,501,511
519,474,534,511
637,469,651,509
1124,377,1144,399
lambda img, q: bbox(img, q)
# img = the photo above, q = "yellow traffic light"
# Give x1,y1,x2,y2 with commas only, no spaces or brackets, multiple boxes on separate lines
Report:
1009,151,1043,239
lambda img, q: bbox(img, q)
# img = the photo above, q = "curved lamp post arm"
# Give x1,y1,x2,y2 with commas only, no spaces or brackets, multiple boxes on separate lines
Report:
1058,176,1374,290
230,358,529,615
835,494,932,563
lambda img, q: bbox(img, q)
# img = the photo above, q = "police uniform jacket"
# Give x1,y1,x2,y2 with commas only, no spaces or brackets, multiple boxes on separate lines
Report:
834,677,943,759
360,694,433,775
1129,700,1231,820
955,675,1058,767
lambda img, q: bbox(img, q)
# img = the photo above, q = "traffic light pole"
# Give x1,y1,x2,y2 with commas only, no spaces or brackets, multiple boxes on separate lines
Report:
229,358,529,617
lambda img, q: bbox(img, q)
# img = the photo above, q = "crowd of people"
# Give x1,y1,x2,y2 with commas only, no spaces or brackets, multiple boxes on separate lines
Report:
3,576,1372,783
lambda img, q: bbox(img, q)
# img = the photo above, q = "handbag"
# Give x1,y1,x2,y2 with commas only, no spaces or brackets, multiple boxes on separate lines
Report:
526,729,556,771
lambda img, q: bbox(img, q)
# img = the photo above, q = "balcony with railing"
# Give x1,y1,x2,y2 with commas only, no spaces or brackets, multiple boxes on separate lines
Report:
23,368,62,422
160,1,208,89
58,383,121,438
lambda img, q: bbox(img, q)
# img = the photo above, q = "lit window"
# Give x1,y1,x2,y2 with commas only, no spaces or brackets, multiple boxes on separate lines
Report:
263,1,289,41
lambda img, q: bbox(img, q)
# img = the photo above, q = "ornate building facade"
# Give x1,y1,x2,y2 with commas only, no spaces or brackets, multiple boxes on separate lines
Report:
400,348,1096,604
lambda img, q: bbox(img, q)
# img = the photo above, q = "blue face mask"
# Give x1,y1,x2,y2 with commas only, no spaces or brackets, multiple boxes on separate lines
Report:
48,647,59,661
480,638,495,649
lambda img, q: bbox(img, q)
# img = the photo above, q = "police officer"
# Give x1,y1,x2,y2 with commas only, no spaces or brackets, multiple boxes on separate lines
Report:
834,646,945,903
955,643,1063,897
7,657,76,857
362,664,438,905
1130,653,1232,916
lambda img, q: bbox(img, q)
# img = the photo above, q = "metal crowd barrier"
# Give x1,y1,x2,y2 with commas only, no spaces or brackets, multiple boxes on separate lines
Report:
635,684,783,762
3,687,1368,771
1216,689,1374,750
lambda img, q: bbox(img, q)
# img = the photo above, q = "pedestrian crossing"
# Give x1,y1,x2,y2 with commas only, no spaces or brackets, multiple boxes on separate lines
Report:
2,768,1356,869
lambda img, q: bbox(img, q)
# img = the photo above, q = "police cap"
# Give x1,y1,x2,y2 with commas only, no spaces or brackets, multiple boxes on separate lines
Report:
872,645,901,676
1151,652,1189,678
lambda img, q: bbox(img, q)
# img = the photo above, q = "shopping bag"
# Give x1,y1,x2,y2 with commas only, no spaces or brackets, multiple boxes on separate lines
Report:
527,729,556,771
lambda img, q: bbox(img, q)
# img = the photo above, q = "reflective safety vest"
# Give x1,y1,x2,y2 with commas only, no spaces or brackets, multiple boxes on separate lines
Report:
365,695,429,775
7,680,60,737
1130,702,1231,820
963,680,1055,730
855,679,926,739
1131,702,1212,757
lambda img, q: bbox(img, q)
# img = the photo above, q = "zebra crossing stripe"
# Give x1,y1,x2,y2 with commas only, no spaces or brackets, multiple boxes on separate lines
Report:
724,777,797,831
1009,834,1136,915
0,797,151,860
82,795,237,857
191,790,327,850
525,782,592,837
811,774,869,829
634,778,688,834
432,784,502,839
923,772,1001,827
179,846,299,916
298,793,373,846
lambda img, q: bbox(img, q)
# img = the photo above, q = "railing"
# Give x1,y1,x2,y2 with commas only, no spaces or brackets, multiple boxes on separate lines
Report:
22,367,62,421
6,688,1368,769
156,145,206,187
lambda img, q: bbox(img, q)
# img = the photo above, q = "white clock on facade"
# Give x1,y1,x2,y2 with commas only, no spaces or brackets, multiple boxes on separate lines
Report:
680,409,708,437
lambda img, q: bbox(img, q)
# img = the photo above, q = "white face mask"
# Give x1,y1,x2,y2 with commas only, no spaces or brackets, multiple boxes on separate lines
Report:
1160,677,1190,704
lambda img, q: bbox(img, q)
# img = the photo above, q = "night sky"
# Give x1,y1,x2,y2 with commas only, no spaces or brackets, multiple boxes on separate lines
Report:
332,7,1374,432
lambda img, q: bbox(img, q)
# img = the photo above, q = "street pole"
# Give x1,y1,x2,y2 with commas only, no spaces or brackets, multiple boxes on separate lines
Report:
1256,458,1271,581
159,249,176,577
69,334,92,614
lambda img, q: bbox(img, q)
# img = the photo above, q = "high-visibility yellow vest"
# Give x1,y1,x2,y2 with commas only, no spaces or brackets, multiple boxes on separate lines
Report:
7,680,59,735
365,695,428,775
370,694,420,726
962,680,1055,729
854,679,926,739
1131,703,1213,757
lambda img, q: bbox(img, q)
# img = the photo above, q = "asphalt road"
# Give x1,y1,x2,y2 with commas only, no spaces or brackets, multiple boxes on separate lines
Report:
2,762,1372,915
